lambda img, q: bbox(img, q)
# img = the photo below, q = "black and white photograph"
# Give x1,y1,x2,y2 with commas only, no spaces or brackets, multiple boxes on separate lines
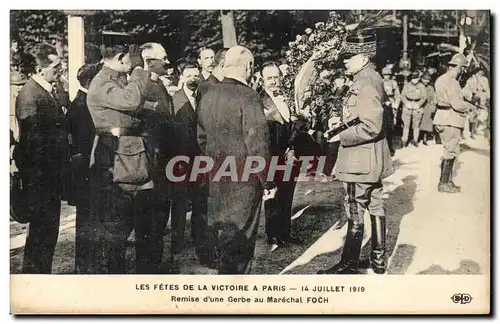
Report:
9,8,491,314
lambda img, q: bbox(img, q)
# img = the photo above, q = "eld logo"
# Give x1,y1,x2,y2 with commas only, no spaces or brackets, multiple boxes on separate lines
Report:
451,293,473,304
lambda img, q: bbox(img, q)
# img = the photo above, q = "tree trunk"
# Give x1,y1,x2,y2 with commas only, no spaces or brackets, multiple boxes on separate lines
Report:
220,10,237,48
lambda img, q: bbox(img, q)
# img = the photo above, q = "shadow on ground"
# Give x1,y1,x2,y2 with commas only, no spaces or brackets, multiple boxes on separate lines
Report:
417,260,481,274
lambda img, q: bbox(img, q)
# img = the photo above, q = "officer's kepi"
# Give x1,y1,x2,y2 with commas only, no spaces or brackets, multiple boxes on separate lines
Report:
141,43,170,64
341,30,377,59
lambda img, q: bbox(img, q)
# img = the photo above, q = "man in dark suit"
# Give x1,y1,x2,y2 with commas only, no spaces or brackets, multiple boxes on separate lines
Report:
15,43,68,274
67,63,101,274
259,61,303,250
197,45,277,274
196,48,228,105
197,48,215,81
171,62,208,270
87,43,170,274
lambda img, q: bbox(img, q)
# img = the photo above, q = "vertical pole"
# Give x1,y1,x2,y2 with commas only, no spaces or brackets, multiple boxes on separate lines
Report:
68,15,85,101
220,10,238,48
403,13,408,61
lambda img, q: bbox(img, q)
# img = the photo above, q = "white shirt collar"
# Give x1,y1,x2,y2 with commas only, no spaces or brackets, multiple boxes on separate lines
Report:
183,85,196,109
202,70,211,80
31,74,53,93
226,76,248,86
79,86,88,94
183,85,194,98
264,88,290,123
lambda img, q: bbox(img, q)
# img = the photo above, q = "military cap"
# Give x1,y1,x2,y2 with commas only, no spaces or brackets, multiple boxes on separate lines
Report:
10,71,27,85
410,71,420,79
448,53,467,67
342,30,377,57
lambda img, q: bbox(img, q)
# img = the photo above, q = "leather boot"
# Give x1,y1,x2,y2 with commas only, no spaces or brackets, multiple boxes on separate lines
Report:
317,219,363,274
448,158,461,191
438,159,459,193
370,215,387,274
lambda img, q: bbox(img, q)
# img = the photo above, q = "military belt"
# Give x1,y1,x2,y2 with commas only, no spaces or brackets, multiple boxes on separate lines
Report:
96,127,150,137
436,105,451,110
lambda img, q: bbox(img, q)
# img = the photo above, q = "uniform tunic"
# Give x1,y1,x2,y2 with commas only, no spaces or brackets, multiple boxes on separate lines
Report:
87,66,169,274
433,71,471,159
334,64,394,222
401,82,427,143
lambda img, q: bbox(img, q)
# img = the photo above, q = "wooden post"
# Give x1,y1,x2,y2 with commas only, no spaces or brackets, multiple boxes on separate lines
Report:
220,10,238,48
67,15,85,101
403,13,408,61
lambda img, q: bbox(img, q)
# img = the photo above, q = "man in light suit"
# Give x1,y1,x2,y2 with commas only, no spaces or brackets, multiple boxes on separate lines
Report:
317,31,394,275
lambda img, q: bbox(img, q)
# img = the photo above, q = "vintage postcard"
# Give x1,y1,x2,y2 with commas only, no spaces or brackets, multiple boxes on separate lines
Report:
9,9,490,314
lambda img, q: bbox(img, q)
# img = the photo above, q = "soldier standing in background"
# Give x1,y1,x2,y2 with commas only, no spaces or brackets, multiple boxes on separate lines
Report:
317,31,394,275
87,43,169,274
381,66,400,156
419,73,437,145
433,53,471,194
401,71,427,147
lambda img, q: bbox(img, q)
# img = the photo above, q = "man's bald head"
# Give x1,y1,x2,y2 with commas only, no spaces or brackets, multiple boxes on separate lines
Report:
224,46,254,68
224,46,255,82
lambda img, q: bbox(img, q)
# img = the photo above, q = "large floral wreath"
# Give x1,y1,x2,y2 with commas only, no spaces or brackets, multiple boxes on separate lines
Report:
282,10,390,132
282,11,349,131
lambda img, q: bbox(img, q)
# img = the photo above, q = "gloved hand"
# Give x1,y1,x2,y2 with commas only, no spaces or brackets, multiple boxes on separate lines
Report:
129,45,144,70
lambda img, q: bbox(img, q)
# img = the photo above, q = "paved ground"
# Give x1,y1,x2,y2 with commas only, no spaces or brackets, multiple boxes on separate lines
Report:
10,134,490,275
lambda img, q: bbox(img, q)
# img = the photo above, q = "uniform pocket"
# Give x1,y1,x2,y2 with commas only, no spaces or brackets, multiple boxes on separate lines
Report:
112,139,150,184
337,144,371,175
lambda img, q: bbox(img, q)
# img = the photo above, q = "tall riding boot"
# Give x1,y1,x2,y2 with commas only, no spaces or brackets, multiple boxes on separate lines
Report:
448,158,461,191
370,215,387,274
438,159,459,193
317,219,363,274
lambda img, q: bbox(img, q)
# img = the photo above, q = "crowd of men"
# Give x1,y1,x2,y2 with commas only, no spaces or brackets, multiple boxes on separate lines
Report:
10,27,490,275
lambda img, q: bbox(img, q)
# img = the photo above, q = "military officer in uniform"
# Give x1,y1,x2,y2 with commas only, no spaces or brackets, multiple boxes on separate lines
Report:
433,53,471,194
317,31,394,275
381,66,401,125
87,43,170,274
